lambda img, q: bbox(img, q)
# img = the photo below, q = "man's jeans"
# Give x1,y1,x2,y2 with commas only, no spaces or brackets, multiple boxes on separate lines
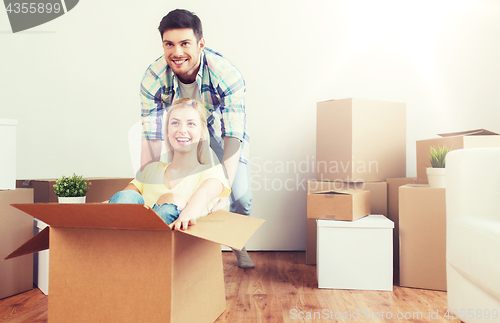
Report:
210,137,252,216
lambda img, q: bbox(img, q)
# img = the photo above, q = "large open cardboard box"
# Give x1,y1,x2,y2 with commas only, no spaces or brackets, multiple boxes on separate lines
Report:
416,129,500,182
316,98,406,182
306,180,386,265
5,204,264,323
399,184,446,291
0,189,33,299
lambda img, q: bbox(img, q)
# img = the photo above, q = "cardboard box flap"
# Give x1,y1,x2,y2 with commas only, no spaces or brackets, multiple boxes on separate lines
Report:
11,203,169,230
317,215,394,229
182,210,265,250
438,129,499,137
311,189,363,196
9,204,265,251
4,226,49,260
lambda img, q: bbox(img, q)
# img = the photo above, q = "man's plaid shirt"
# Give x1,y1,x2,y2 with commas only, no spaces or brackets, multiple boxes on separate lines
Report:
140,48,249,163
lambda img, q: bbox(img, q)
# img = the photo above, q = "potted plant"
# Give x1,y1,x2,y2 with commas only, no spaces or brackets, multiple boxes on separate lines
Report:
53,173,91,203
426,145,452,188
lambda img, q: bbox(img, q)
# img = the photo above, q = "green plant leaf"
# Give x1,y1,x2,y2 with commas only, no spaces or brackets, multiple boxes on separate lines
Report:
53,173,91,197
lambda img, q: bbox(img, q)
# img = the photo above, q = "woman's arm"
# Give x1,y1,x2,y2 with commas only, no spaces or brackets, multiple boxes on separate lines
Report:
171,178,223,231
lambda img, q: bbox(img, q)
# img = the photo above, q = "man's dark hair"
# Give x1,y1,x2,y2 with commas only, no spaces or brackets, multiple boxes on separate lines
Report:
158,9,203,42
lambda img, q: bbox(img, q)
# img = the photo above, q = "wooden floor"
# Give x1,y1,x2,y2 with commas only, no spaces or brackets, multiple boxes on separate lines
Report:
0,251,456,323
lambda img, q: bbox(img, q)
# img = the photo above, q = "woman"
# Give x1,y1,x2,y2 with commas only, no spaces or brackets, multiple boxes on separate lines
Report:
109,98,230,231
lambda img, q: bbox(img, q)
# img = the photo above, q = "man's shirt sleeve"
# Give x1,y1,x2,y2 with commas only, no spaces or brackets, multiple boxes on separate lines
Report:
140,64,166,141
218,65,246,143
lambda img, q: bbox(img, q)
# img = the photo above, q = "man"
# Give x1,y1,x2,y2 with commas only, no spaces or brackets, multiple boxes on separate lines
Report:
139,9,254,268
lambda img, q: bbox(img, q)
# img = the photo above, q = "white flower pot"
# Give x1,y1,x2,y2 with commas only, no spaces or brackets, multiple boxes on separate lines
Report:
58,196,86,204
426,167,446,188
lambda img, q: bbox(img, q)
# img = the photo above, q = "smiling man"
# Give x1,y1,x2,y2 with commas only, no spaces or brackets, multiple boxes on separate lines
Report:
139,9,253,268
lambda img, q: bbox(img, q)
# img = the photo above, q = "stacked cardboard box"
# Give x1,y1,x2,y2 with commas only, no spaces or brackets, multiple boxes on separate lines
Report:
306,180,387,264
396,129,500,290
16,177,133,203
0,189,34,299
316,98,406,182
309,98,406,291
416,129,500,183
399,184,446,291
386,177,417,270
308,98,406,267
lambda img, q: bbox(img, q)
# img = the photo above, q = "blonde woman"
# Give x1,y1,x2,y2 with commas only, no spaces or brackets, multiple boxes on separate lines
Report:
109,98,230,231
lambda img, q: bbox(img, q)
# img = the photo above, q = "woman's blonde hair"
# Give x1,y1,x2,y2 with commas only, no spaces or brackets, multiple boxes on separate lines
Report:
164,98,211,164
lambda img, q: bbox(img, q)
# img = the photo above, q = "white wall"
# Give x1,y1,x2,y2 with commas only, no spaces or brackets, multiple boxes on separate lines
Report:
1,0,500,250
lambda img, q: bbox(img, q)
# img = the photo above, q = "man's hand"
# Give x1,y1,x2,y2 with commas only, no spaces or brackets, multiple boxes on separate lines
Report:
210,196,230,212
221,137,241,187
141,139,162,170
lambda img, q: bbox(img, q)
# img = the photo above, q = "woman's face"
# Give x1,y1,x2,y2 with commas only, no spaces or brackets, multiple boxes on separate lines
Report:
167,106,203,154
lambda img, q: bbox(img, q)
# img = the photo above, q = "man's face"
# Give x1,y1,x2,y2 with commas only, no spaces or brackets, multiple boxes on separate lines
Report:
162,28,205,84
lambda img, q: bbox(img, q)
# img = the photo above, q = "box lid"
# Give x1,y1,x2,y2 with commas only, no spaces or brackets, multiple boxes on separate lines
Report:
12,203,169,230
6,204,264,257
0,119,18,126
317,214,394,229
401,184,430,189
311,189,365,196
438,129,498,137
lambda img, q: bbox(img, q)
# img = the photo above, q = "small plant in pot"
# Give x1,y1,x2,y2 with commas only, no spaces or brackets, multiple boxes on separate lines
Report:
426,145,452,188
54,173,91,203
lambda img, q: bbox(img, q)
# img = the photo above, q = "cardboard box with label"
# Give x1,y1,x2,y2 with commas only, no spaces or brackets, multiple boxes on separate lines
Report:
416,129,500,182
306,180,386,265
386,177,417,270
0,189,34,299
316,98,406,182
399,184,446,291
5,204,264,322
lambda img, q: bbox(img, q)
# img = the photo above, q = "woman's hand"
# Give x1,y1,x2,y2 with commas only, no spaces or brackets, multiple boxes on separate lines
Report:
170,209,198,231
170,178,224,231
